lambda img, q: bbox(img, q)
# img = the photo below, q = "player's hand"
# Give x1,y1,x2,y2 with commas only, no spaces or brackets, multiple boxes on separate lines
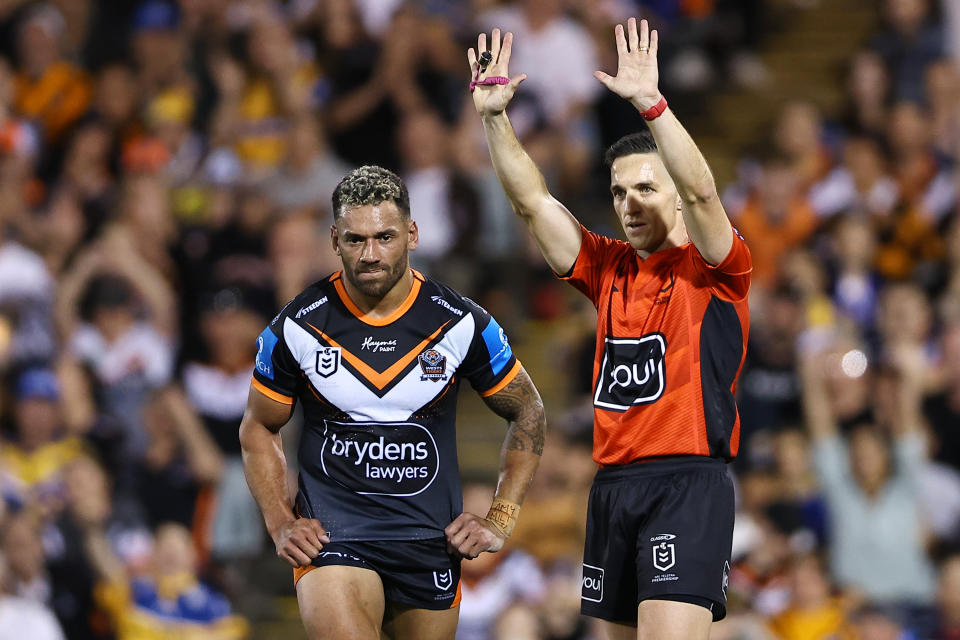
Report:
468,29,526,117
272,518,330,568
445,512,506,559
594,17,662,111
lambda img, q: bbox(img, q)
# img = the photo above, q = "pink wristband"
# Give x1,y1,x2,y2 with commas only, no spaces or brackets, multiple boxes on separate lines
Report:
470,76,510,93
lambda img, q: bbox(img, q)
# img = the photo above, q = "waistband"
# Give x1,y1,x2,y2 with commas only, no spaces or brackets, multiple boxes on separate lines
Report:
594,455,726,482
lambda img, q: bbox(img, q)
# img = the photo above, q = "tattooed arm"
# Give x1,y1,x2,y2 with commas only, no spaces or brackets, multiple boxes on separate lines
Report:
445,367,546,558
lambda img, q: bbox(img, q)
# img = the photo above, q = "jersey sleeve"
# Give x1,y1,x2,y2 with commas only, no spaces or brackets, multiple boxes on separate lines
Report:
556,225,629,307
252,315,301,405
692,227,752,302
459,305,521,397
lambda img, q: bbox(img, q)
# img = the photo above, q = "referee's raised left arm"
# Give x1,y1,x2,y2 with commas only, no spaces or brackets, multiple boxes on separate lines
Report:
595,18,733,265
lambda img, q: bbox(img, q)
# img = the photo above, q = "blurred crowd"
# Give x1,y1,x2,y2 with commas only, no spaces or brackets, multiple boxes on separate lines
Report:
0,0,957,639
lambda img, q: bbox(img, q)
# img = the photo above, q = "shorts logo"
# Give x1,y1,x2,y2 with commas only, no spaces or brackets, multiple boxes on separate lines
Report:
722,561,730,600
593,334,666,412
581,564,604,602
419,349,448,382
653,541,676,572
315,347,341,377
433,569,453,591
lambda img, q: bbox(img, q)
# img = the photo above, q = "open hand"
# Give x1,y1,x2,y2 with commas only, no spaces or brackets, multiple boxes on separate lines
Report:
445,512,505,559
273,518,330,568
467,29,526,117
594,18,661,111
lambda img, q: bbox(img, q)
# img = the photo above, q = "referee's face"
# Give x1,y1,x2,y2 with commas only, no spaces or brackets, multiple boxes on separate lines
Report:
332,201,418,299
610,153,682,254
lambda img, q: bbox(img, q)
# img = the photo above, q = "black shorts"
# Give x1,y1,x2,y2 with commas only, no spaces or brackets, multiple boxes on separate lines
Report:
581,456,734,623
294,537,462,610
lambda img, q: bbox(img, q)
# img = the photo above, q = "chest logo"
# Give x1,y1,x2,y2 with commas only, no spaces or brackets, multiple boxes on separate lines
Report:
315,347,341,377
418,349,448,382
594,334,666,411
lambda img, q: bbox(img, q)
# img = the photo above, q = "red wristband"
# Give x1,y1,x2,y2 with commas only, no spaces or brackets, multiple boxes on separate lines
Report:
640,96,668,121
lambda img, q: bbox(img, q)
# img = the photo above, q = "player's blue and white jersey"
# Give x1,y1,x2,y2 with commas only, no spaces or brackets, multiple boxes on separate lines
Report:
252,270,520,541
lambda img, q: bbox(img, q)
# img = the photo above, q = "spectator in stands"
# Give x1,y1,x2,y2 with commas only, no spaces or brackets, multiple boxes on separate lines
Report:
0,225,55,367
182,287,262,560
263,113,351,214
871,0,945,103
809,136,899,219
0,551,64,640
766,554,848,640
0,511,50,603
136,386,223,530
846,604,910,640
801,340,936,605
829,216,882,333
87,521,249,639
47,455,151,639
397,108,480,271
145,85,204,185
738,285,805,437
924,323,960,472
267,212,339,305
843,50,891,138
774,101,832,190
925,59,960,158
13,3,92,144
457,480,546,640
230,13,319,177
129,1,191,103
772,429,828,545
731,152,817,287
0,368,85,513
55,232,176,462
937,553,960,639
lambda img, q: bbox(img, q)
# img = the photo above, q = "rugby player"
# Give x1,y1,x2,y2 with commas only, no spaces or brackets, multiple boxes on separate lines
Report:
471,19,750,640
239,166,546,640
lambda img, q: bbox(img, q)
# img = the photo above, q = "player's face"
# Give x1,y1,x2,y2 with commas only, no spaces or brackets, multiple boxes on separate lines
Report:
332,201,418,299
610,153,682,253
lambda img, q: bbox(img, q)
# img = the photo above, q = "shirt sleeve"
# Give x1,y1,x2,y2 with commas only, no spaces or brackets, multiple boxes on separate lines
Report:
459,307,521,397
811,434,850,501
556,225,629,307
691,227,752,302
252,317,301,405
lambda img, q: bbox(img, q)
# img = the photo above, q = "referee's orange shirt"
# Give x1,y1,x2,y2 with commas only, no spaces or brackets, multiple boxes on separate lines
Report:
560,225,751,466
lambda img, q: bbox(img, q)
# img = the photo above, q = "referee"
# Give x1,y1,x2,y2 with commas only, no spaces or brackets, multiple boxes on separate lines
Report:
471,18,751,640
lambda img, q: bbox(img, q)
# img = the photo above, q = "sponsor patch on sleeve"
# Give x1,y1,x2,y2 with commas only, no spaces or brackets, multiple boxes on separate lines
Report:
256,328,279,380
481,318,513,376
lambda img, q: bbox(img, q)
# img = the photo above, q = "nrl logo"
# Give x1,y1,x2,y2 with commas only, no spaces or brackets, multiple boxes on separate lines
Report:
652,541,676,572
418,349,447,382
315,347,341,377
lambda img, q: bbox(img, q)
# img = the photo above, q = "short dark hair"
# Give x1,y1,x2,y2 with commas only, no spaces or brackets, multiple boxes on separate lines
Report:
331,165,410,220
603,128,658,167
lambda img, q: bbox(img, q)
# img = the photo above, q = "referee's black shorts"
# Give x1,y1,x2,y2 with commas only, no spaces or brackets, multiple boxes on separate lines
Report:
580,456,734,623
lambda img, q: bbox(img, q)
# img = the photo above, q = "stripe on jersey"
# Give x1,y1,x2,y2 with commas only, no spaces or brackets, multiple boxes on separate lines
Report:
283,315,478,421
305,320,450,391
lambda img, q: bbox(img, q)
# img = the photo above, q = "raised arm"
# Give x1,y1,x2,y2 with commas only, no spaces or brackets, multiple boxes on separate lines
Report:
239,387,329,567
159,386,224,484
470,30,582,275
595,18,733,265
798,346,838,442
444,367,546,558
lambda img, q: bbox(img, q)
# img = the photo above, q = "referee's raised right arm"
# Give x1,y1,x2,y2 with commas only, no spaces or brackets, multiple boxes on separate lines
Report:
469,29,582,276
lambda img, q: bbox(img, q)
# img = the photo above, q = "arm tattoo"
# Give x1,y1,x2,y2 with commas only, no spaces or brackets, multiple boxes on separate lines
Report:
482,369,546,455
